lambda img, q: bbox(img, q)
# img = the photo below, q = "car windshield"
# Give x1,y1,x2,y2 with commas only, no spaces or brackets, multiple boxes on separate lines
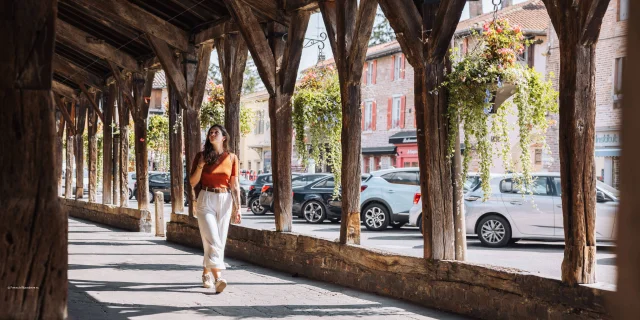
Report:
596,180,619,197
463,176,480,192
292,174,326,187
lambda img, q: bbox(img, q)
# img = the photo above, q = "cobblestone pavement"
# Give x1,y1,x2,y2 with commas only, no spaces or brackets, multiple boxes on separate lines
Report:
67,217,469,320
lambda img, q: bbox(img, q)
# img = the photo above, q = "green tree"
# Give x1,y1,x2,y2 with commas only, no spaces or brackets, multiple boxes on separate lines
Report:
147,114,170,171
200,84,256,136
369,6,396,46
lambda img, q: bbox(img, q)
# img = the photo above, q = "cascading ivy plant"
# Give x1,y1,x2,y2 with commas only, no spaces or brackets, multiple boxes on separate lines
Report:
200,82,255,135
293,66,342,196
443,19,559,198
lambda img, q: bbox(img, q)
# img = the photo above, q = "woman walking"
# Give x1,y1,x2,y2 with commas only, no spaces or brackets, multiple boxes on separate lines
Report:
189,124,242,293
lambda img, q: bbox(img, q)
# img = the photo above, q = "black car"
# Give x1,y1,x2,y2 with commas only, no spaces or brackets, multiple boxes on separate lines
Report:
247,173,301,215
292,174,369,224
259,173,331,213
133,172,189,205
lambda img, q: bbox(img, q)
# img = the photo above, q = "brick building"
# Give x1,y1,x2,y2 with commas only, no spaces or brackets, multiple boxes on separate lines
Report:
546,0,627,187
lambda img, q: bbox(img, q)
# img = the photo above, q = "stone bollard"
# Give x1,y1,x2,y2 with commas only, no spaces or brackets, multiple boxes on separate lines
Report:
155,191,165,237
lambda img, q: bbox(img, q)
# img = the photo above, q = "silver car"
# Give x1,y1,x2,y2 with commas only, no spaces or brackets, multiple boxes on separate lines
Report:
409,173,618,247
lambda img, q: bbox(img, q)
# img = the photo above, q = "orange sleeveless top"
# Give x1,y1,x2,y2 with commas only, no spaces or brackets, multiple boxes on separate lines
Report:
192,152,238,189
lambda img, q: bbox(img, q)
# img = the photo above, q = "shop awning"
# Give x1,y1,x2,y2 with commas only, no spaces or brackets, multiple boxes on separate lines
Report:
595,148,621,157
362,146,397,155
388,131,417,144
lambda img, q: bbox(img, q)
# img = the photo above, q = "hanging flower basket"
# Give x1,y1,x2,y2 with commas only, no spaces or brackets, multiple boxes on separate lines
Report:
443,19,559,198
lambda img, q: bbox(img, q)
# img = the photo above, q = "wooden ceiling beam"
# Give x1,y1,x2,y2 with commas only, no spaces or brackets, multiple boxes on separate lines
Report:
286,0,319,12
428,0,467,62
52,80,79,101
69,0,190,52
53,54,105,89
52,92,76,135
56,19,140,71
146,35,191,110
240,0,290,25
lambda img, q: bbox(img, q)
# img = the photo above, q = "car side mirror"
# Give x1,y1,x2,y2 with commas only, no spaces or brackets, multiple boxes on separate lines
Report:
596,190,608,203
500,180,513,193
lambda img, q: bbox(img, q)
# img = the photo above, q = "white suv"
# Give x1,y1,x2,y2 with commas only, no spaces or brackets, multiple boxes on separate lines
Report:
359,168,420,231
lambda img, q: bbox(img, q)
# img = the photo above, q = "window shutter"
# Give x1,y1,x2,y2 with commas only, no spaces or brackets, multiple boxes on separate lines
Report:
372,60,377,84
400,96,406,129
372,101,377,130
400,54,406,79
391,55,395,81
361,102,365,130
362,64,368,86
387,98,392,130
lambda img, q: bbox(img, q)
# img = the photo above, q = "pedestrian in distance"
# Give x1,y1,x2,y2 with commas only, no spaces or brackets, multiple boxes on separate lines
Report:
189,124,242,293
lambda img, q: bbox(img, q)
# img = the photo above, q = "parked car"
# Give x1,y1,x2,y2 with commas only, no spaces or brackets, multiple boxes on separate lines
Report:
133,172,189,205
247,173,301,215
292,174,369,223
259,174,331,213
408,173,618,247
127,172,136,199
239,176,253,205
358,168,422,231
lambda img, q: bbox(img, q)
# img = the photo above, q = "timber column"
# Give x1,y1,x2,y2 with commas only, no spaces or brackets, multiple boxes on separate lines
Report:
223,0,310,231
0,0,68,317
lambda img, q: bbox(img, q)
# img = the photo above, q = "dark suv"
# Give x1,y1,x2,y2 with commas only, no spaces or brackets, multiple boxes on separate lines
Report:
259,173,330,214
133,172,189,205
247,173,301,215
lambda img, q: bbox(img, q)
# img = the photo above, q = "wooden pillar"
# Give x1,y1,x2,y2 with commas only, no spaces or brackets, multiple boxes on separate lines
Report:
148,35,211,216
217,34,248,156
102,84,116,204
223,0,310,231
87,91,99,202
616,0,640,314
541,0,610,285
0,0,67,317
379,0,466,260
168,83,185,214
65,102,75,199
75,98,87,199
132,71,156,210
113,133,121,205
184,43,213,216
117,77,130,207
319,0,378,244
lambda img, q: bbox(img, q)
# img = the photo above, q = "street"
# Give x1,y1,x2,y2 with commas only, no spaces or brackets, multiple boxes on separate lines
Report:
86,195,618,286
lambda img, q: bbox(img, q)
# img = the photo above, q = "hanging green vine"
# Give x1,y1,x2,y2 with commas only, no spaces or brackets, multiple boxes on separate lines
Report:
293,66,342,196
443,19,558,198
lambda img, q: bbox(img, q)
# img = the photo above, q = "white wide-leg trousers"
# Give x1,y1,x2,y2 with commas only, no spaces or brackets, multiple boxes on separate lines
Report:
196,191,233,269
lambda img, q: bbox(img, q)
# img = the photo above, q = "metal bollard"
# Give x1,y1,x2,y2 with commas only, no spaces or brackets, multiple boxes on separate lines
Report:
155,191,165,237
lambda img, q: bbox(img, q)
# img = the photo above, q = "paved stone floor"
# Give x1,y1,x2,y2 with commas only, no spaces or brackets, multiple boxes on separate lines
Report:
67,217,469,319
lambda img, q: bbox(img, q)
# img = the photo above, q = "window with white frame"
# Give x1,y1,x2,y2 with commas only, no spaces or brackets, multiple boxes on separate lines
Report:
368,157,374,173
392,96,401,129
394,54,402,80
367,61,374,85
614,57,625,108
619,0,629,21
364,101,373,131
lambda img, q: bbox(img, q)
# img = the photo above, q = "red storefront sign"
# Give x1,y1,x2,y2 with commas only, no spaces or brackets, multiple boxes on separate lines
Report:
395,144,419,168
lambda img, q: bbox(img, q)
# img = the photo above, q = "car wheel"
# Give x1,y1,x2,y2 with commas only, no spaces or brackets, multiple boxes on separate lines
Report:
417,214,423,235
390,221,406,229
128,188,133,200
362,203,390,231
303,200,326,224
249,197,267,215
149,191,155,203
477,215,512,248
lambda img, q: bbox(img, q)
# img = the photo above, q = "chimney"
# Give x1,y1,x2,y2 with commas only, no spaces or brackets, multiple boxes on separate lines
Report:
502,0,514,9
469,1,483,18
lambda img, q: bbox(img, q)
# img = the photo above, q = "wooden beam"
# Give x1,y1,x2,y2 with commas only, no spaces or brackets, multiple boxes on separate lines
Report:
615,0,640,313
53,54,105,89
318,1,340,61
223,0,277,95
428,0,467,62
580,0,612,45
286,0,319,12
347,0,378,78
69,0,189,51
78,83,105,123
146,35,191,110
282,11,311,93
106,61,135,105
378,0,424,67
56,19,140,71
240,0,290,25
52,80,79,101
53,93,76,136
194,19,231,44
